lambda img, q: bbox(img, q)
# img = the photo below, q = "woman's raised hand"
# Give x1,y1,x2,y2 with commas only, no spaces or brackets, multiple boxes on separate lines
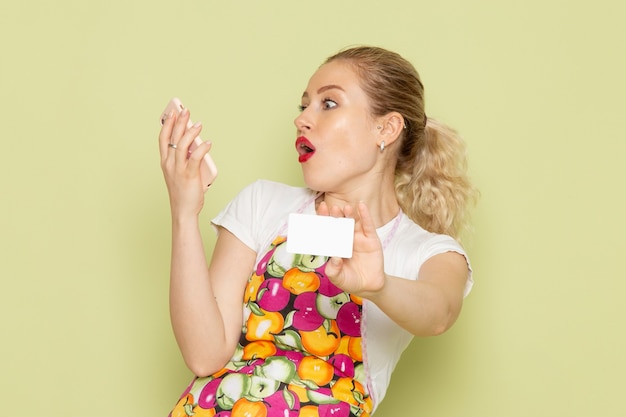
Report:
159,108,213,218
316,201,386,297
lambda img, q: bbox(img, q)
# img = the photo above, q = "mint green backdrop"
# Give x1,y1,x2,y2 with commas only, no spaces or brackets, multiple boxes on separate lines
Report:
1,1,625,416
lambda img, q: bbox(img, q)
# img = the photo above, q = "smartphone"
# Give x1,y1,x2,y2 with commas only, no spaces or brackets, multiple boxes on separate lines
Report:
160,97,218,188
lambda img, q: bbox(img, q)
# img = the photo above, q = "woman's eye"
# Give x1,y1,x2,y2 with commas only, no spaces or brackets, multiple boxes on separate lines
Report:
298,99,336,112
323,99,337,110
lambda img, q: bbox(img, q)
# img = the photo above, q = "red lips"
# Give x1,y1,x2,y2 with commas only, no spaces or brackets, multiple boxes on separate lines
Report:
295,136,316,163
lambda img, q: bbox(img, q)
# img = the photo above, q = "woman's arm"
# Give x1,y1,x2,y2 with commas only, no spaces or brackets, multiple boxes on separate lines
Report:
321,202,469,337
159,108,256,376
169,222,255,376
364,252,468,336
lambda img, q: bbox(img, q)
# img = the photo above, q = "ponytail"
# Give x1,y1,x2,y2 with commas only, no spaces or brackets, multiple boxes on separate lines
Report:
395,118,477,240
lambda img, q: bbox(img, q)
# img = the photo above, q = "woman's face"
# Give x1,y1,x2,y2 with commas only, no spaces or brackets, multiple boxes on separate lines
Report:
294,60,382,193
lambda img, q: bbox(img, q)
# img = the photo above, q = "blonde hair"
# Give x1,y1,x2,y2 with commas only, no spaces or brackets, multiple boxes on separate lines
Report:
325,46,477,239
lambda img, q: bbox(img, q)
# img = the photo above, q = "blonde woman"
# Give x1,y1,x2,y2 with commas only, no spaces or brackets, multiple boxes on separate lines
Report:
159,46,477,417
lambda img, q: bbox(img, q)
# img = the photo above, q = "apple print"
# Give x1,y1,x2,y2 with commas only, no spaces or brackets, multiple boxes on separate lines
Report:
266,243,300,277
319,401,351,417
336,302,361,337
264,388,301,417
292,292,325,331
259,356,297,383
216,373,251,410
257,278,291,312
197,377,222,409
353,363,366,385
296,254,327,272
249,374,280,399
256,246,276,276
316,292,351,320
317,273,344,297
238,359,263,375
328,354,355,378
277,347,304,369
273,329,305,351
306,387,340,404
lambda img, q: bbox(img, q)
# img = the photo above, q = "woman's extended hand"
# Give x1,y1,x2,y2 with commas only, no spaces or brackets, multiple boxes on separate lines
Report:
158,108,213,218
316,201,386,297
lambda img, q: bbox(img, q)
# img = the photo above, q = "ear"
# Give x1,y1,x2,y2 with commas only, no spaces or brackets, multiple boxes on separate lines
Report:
375,112,405,148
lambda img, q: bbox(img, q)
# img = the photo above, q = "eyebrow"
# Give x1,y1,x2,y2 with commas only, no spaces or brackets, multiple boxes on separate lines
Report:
301,84,345,98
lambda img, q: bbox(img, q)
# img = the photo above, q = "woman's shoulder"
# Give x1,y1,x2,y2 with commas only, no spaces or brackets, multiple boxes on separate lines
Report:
393,214,472,294
390,214,466,267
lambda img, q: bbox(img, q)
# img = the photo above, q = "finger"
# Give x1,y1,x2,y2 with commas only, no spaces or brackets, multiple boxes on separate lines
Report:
163,109,190,172
343,204,355,219
329,204,343,218
340,205,358,237
356,202,377,237
158,110,176,162
175,121,203,168
186,138,212,172
317,201,330,216
324,256,343,277
170,108,191,148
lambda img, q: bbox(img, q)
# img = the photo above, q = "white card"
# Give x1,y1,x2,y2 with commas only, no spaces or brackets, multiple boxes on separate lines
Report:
286,213,355,258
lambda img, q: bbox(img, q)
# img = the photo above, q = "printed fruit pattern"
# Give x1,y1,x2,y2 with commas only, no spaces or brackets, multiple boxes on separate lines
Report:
169,238,373,417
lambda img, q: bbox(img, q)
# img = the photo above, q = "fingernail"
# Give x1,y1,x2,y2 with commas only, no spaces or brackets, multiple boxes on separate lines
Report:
192,122,202,129
161,110,175,125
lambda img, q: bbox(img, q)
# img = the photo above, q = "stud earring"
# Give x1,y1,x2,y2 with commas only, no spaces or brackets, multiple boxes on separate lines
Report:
377,126,382,130
379,141,385,152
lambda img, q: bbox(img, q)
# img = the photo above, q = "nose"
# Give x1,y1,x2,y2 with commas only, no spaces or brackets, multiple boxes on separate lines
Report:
293,110,312,134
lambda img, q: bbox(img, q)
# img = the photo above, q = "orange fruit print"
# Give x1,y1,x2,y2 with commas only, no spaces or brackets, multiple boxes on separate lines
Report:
245,309,285,342
282,267,321,294
243,340,277,360
244,273,265,303
300,320,341,357
232,398,268,417
297,356,334,386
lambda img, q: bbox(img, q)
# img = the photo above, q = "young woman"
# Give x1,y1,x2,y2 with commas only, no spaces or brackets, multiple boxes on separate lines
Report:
159,46,476,417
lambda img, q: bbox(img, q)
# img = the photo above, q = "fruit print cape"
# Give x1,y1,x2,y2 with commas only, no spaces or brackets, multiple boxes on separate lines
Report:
169,235,373,417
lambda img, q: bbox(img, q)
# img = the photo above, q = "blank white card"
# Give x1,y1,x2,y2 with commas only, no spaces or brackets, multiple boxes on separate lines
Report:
286,213,354,258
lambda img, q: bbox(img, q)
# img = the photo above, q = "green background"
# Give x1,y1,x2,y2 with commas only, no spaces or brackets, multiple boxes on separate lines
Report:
1,1,624,416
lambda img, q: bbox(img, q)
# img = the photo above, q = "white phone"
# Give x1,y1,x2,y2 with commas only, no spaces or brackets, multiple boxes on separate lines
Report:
160,97,218,188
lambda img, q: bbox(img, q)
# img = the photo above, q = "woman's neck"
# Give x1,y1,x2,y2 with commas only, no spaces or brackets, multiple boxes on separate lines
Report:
315,183,400,228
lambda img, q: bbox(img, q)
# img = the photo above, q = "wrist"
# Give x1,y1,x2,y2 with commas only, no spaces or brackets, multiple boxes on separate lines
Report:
359,273,389,303
171,212,201,229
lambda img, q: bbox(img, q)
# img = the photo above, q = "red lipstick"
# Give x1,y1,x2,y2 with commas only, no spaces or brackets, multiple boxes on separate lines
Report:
295,136,316,163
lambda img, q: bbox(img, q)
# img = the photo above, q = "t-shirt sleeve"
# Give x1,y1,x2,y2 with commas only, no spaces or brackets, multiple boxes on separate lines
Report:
211,180,310,255
418,234,474,297
211,180,265,252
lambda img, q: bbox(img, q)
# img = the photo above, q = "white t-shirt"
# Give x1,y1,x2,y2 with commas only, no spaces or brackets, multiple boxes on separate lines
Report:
213,180,473,413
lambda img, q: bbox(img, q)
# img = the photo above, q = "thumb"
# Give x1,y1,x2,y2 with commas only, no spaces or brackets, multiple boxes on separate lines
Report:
325,257,343,278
